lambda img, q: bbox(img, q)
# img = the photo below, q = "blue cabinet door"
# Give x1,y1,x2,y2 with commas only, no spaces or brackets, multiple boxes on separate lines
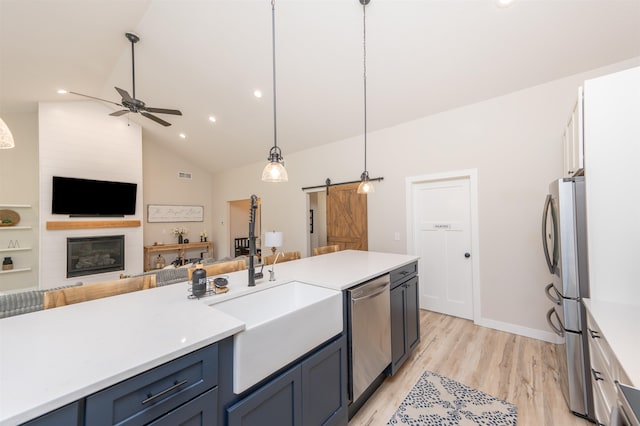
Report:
390,283,408,374
227,366,302,426
301,335,348,426
22,402,80,426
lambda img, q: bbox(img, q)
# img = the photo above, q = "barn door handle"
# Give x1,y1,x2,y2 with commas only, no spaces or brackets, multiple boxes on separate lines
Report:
464,252,471,258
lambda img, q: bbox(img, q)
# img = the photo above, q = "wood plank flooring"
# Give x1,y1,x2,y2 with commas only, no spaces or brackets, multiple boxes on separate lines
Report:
349,310,593,426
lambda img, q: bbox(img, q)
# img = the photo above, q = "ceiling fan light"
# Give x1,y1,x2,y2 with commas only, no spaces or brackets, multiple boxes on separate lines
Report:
0,118,16,149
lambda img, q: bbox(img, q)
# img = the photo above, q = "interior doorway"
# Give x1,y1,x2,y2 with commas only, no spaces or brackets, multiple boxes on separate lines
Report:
406,170,480,322
306,183,368,255
228,198,261,259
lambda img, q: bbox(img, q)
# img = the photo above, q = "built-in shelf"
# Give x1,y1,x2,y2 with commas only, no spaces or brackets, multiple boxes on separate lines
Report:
0,247,31,253
0,267,32,275
46,220,141,230
0,204,31,208
0,226,31,231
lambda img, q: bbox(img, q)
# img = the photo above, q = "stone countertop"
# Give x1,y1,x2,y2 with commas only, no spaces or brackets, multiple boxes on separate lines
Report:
0,250,418,425
583,298,640,386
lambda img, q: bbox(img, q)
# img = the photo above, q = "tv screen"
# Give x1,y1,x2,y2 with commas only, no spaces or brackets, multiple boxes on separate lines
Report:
52,176,137,216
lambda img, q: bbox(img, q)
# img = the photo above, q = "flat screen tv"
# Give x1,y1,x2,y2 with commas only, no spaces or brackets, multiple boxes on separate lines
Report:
52,176,137,216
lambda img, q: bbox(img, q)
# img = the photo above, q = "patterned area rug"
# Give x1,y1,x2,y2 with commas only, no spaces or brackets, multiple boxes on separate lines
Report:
388,370,518,425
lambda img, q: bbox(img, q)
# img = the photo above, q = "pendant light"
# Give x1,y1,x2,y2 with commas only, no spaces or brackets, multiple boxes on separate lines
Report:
261,0,288,182
0,118,15,149
357,0,374,194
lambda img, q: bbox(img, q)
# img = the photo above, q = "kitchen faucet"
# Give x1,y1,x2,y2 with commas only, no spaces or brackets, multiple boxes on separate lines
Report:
269,252,285,281
248,194,258,287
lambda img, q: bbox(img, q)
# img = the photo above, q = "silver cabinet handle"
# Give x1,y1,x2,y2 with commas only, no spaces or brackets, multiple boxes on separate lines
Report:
352,284,389,303
142,379,188,405
591,368,604,382
588,328,601,339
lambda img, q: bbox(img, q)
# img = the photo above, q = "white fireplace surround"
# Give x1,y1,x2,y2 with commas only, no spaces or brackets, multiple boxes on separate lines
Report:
38,101,144,289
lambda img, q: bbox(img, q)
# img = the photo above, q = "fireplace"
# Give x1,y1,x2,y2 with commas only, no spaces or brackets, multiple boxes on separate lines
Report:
67,235,125,278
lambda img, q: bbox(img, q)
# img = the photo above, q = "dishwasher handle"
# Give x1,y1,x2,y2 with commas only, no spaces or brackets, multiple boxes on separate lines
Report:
351,283,389,303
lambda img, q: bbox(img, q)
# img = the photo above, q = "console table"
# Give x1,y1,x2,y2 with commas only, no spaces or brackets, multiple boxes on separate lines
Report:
143,242,214,271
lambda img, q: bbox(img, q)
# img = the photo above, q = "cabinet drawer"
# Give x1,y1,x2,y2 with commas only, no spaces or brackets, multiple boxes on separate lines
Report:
592,381,610,426
86,344,218,426
590,342,617,411
390,262,417,288
147,388,218,426
587,313,616,377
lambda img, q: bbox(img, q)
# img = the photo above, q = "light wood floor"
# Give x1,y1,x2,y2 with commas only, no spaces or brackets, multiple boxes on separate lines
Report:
349,310,593,426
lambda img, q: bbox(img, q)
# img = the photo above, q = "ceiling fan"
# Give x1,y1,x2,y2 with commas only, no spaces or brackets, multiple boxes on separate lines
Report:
70,32,182,127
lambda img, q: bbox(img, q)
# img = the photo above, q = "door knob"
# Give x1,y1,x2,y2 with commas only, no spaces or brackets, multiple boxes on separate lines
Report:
464,252,471,258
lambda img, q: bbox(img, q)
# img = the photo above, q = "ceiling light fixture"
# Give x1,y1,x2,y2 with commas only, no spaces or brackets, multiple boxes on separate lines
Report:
0,117,16,149
254,90,263,98
496,0,514,7
179,133,186,139
356,0,374,194
208,115,217,123
57,89,68,94
261,0,288,183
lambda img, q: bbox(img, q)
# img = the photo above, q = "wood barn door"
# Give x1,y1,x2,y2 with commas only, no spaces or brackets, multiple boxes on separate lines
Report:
327,183,368,251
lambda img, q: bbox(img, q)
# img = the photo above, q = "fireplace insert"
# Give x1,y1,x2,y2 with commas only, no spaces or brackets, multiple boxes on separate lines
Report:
67,235,125,278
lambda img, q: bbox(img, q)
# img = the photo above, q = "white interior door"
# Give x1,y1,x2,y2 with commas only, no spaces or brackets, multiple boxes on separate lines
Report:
412,177,473,319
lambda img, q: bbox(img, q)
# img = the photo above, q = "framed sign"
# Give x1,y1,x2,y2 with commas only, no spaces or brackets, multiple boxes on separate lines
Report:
147,204,204,223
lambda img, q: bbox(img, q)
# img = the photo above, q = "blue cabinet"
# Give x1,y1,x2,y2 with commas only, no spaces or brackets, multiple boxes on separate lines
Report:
22,402,80,426
389,263,420,375
147,388,218,426
227,334,347,426
85,344,218,426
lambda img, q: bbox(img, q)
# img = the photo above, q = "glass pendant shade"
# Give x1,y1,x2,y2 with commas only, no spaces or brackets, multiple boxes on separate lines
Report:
357,171,375,194
0,118,16,149
262,161,288,182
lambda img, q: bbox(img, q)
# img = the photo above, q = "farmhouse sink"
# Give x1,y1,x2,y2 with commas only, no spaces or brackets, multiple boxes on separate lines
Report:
211,281,342,394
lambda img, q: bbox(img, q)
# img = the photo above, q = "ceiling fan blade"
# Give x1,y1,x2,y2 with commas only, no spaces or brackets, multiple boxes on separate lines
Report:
141,112,171,127
114,87,134,103
144,107,183,116
109,110,129,117
69,91,122,107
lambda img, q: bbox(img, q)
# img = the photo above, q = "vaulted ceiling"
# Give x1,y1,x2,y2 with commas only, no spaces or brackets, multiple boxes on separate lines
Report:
1,0,639,174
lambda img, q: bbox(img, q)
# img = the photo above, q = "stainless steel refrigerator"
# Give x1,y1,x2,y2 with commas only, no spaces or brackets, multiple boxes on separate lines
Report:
542,176,593,419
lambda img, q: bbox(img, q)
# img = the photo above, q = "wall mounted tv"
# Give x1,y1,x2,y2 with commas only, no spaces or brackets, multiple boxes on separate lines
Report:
52,176,137,217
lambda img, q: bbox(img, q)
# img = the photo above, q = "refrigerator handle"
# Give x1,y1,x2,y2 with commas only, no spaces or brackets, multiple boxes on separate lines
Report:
545,283,562,305
542,194,555,274
546,307,565,337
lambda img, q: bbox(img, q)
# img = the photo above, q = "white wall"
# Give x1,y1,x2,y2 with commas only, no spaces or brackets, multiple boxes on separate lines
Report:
210,58,640,341
0,112,39,292
142,140,214,258
38,101,143,289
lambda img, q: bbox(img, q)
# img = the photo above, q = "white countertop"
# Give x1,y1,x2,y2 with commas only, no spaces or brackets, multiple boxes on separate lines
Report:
583,298,640,386
0,250,418,425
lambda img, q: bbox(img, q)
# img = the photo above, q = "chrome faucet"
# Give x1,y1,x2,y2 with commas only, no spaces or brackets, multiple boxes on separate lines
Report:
269,251,285,281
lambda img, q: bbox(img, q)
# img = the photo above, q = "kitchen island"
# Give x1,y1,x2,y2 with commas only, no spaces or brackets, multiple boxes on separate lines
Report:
0,250,418,425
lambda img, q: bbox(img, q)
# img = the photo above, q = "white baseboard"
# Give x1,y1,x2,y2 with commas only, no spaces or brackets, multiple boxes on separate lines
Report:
475,317,564,344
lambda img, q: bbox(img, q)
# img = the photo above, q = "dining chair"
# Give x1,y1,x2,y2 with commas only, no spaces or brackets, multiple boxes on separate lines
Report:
43,275,157,309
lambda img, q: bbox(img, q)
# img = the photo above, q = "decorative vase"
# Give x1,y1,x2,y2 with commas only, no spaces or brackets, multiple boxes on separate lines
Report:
2,256,13,271
178,235,183,244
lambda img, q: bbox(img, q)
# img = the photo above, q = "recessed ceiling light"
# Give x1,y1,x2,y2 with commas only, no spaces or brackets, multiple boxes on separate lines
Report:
254,90,263,98
208,116,217,123
179,133,186,139
57,89,68,94
496,0,514,7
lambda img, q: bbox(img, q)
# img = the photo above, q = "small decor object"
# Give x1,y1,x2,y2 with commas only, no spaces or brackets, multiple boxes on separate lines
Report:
2,257,13,271
0,117,16,149
183,238,189,244
192,263,207,298
154,254,166,269
0,209,20,226
200,230,208,242
172,226,188,244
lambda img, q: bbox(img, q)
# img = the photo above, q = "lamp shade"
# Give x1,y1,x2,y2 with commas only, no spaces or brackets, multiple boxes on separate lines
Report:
262,161,288,182
0,118,15,149
264,231,283,248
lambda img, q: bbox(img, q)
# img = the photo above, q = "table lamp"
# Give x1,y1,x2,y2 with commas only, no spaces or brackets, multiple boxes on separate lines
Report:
264,231,283,255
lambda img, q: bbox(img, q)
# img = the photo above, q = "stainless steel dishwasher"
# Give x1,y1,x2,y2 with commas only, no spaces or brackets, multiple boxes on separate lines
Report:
348,274,391,403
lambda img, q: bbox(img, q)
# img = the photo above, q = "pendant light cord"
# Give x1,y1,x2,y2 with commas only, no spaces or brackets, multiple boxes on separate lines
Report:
362,1,368,173
271,0,278,152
